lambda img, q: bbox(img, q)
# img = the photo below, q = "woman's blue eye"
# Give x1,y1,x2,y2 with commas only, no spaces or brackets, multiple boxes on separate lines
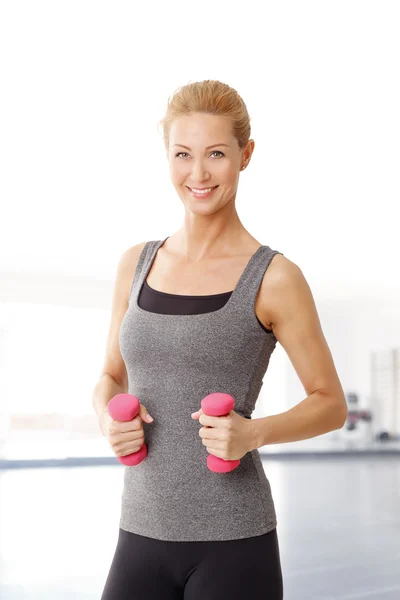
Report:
175,151,224,159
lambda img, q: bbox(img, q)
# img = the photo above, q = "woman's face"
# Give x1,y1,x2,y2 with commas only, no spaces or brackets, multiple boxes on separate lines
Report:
167,113,251,211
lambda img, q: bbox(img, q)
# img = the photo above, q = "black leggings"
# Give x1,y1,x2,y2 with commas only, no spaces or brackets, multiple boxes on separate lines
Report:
101,527,283,599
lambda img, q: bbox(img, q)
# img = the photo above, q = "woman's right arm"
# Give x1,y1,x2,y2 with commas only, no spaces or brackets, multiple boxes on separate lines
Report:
91,241,147,435
92,374,127,435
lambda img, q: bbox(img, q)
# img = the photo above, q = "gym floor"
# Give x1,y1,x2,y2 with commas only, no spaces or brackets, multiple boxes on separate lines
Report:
0,455,399,599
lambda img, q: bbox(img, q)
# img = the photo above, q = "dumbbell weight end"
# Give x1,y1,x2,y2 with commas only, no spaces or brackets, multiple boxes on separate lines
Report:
108,393,148,466
201,392,241,473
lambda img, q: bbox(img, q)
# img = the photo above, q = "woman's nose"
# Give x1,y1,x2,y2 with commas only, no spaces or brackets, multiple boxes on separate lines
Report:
191,160,209,180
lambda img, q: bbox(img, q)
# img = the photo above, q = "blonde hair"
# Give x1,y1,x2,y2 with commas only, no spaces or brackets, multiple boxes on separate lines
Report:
158,79,251,151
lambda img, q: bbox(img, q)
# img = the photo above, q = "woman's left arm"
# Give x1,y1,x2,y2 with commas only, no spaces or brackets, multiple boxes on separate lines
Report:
250,257,348,450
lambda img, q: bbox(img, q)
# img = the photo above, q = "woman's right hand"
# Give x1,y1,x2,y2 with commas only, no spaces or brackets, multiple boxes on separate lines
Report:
100,405,154,458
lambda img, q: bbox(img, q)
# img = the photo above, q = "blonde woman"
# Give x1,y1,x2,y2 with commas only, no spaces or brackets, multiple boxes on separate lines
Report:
93,79,348,599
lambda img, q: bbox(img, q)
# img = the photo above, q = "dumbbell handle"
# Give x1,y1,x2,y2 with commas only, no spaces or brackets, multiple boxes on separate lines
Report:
201,393,241,473
107,393,148,466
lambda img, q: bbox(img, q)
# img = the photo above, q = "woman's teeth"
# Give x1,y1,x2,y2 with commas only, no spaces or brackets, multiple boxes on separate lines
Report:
188,186,217,194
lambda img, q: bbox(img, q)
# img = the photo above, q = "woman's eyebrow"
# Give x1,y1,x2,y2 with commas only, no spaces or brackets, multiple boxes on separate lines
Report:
172,143,230,150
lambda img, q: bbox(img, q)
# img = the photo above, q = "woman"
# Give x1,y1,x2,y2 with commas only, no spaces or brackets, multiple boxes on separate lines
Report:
93,79,348,599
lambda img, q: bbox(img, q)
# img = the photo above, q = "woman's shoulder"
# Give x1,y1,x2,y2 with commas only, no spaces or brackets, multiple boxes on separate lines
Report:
259,251,305,329
125,240,149,263
264,250,299,286
118,241,149,288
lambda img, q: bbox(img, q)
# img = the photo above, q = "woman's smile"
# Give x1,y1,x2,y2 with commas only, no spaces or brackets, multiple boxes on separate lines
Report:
186,185,219,198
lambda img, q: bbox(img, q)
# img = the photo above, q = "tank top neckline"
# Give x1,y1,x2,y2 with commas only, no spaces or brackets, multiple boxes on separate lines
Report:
144,278,234,299
133,236,267,319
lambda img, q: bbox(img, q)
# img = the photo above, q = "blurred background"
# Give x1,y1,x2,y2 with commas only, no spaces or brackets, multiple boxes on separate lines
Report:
0,1,399,599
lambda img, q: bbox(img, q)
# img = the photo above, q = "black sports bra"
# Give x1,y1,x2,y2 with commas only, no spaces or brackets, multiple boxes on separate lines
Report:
138,279,273,334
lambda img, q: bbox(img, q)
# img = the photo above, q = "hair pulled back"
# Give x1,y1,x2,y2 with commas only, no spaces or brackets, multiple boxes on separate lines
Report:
158,80,251,151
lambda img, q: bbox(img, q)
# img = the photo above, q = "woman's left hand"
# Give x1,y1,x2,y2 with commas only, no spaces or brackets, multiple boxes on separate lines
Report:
191,408,256,460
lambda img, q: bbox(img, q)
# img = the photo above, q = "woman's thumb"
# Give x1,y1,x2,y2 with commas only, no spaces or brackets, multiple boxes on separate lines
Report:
140,405,154,423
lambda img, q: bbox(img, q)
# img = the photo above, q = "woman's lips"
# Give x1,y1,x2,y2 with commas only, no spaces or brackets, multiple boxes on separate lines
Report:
187,185,218,198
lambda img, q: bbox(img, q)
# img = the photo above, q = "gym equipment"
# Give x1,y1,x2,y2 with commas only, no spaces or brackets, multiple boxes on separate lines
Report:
107,393,148,466
201,392,240,473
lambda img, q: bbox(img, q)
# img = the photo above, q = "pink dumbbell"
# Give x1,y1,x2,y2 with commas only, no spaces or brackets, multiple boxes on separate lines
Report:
107,393,148,466
201,392,240,473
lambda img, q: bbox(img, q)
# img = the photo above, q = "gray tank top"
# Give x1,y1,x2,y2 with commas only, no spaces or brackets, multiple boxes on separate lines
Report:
119,237,283,541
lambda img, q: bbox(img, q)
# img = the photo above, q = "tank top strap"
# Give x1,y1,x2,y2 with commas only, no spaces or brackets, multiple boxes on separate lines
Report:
227,245,283,314
129,238,166,302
